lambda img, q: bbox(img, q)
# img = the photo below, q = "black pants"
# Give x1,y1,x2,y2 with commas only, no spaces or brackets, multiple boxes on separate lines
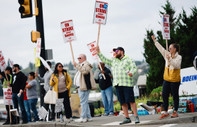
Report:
162,80,180,111
5,105,15,123
58,90,72,118
44,103,55,120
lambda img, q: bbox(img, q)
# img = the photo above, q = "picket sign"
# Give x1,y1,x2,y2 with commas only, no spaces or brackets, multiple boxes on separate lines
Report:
162,14,170,51
0,51,6,71
3,87,13,123
93,1,108,46
61,20,76,61
35,38,41,73
87,41,106,79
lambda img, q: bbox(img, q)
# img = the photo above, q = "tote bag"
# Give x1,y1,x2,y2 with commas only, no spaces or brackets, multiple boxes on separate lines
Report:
44,88,57,104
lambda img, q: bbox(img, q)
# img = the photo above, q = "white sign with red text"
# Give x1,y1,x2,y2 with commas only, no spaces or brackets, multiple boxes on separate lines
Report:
87,41,98,60
0,51,6,71
36,38,41,58
93,1,108,25
61,20,76,43
162,14,170,40
3,88,13,105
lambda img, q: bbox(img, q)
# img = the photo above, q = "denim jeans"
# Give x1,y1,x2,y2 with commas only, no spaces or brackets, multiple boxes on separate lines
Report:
12,93,27,123
28,98,39,122
24,100,31,122
101,86,114,114
78,89,91,119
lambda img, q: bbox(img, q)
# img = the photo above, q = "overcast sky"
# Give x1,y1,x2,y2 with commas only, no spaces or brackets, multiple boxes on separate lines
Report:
0,0,196,68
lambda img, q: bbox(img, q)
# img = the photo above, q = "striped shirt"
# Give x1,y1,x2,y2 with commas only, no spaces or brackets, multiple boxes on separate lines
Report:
98,53,137,87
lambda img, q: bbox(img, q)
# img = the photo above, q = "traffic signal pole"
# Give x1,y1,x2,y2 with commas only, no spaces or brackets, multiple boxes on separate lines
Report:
36,0,46,106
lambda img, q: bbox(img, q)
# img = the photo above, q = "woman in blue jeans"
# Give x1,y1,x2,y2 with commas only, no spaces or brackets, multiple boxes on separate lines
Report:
95,62,114,116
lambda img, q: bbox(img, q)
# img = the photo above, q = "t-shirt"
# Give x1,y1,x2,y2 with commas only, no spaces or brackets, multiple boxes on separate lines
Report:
12,71,26,93
58,75,67,93
27,79,38,99
96,67,112,90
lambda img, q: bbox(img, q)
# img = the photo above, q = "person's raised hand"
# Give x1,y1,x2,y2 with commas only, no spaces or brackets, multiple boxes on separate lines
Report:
151,35,156,41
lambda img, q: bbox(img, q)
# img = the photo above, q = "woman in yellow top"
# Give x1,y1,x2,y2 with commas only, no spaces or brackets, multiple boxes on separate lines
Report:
152,35,182,119
50,63,72,121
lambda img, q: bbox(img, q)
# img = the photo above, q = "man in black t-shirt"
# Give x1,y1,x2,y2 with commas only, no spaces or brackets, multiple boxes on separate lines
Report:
11,64,28,124
95,62,114,116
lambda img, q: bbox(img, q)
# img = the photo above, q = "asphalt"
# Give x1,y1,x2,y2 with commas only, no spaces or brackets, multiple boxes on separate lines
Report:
1,112,197,127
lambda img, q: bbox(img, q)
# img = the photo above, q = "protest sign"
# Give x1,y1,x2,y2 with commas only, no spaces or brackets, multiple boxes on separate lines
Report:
87,41,106,79
93,1,108,25
36,38,41,58
60,20,76,61
39,56,53,73
34,48,40,68
38,106,48,120
162,14,170,40
55,99,64,113
10,109,19,116
0,51,6,71
87,41,98,60
61,20,76,43
3,88,13,105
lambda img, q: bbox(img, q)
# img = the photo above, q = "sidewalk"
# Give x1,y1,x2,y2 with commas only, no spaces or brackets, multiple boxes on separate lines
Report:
1,112,197,127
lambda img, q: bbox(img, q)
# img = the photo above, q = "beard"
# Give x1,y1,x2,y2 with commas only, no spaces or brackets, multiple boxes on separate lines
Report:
115,54,121,59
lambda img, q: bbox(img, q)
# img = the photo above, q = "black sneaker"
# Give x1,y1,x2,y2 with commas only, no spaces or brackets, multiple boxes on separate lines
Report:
3,121,10,125
120,118,131,125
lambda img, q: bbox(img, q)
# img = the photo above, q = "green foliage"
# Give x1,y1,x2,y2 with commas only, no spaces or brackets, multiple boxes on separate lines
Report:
143,1,197,94
150,86,163,101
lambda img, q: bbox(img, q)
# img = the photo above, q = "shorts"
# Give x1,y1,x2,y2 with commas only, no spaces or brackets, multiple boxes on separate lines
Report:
115,86,135,105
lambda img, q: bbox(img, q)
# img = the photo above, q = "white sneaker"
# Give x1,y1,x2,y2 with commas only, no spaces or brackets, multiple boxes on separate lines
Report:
87,118,93,122
75,118,87,123
64,118,73,123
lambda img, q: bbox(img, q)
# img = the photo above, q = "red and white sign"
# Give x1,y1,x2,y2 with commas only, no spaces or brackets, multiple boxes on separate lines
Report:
93,1,108,25
162,14,170,40
87,41,98,60
3,88,13,105
0,51,6,71
61,20,76,43
36,38,41,58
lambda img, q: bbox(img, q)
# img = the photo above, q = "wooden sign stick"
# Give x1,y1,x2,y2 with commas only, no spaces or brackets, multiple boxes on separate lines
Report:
96,24,101,47
69,41,75,62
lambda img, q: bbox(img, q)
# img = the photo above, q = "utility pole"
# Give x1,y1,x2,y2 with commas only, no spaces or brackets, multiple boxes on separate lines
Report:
36,0,46,107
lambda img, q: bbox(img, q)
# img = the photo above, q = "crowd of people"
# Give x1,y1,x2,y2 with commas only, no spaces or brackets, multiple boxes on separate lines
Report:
0,40,183,125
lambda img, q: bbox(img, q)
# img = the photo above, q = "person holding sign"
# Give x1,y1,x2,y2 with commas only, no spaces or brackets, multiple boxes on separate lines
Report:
35,61,55,121
11,64,28,124
95,62,114,116
96,46,140,125
151,35,182,119
0,67,16,125
50,63,73,121
73,54,97,123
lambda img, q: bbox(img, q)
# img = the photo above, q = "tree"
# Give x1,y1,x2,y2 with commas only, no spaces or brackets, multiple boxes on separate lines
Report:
143,1,179,93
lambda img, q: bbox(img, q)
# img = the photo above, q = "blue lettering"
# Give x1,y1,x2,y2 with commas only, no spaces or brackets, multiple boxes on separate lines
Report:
182,77,186,82
182,75,197,83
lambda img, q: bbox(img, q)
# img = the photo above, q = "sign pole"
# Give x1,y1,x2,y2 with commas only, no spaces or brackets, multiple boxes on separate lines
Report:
166,39,168,51
69,41,75,62
97,59,106,80
96,24,101,47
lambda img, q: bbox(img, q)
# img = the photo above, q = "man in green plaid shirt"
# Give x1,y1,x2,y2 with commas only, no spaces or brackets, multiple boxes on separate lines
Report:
96,46,140,125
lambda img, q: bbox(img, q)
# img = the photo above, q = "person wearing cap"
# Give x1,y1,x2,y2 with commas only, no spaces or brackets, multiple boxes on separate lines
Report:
11,64,28,124
96,46,140,125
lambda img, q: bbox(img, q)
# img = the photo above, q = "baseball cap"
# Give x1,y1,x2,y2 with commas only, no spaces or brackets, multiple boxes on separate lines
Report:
113,47,125,53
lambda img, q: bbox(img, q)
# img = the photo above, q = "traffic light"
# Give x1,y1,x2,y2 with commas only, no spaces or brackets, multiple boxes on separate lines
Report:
18,0,33,18
31,31,40,43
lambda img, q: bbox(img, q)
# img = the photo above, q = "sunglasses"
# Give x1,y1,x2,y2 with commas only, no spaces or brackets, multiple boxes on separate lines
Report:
115,50,119,53
58,66,63,68
78,57,82,60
